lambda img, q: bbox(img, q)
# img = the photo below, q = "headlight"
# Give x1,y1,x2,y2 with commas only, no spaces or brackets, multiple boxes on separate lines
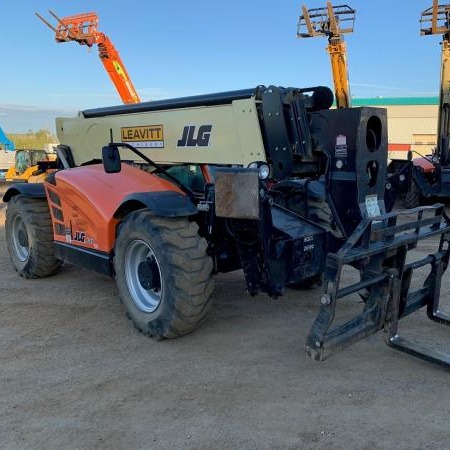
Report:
258,164,270,180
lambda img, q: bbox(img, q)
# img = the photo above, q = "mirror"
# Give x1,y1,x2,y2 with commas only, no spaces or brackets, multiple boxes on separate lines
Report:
102,145,121,173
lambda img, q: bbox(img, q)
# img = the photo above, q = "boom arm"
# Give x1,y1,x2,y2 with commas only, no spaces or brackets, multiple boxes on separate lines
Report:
297,2,355,108
36,11,140,105
420,1,450,165
95,35,140,105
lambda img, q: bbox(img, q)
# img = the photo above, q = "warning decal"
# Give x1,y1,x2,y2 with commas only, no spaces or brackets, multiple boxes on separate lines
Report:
335,134,347,157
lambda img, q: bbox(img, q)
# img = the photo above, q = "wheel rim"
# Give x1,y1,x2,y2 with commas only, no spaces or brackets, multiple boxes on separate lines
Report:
124,239,163,313
11,215,30,262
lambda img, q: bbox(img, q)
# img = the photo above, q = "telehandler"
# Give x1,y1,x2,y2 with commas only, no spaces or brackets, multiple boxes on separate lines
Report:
393,1,450,207
3,85,450,367
297,2,354,109
36,10,140,105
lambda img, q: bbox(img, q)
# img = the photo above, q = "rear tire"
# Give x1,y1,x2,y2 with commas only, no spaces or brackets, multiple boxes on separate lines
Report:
114,211,215,339
5,195,62,278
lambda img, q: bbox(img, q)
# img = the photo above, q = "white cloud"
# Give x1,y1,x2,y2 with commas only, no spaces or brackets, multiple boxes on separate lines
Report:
0,104,78,133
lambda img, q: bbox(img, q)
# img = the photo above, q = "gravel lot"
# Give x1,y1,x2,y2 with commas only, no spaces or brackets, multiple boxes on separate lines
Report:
1,182,450,450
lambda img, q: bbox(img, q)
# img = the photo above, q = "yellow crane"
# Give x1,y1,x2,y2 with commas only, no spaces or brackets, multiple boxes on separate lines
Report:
297,2,355,108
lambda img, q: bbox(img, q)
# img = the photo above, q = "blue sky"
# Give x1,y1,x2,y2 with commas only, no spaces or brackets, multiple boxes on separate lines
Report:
0,0,444,132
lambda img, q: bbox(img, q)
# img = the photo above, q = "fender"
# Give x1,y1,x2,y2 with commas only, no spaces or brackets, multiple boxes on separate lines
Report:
412,164,442,197
47,163,196,252
2,183,46,202
412,156,436,173
114,191,197,219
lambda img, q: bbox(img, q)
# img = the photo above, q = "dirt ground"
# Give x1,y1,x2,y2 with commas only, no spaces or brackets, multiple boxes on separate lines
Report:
1,183,450,450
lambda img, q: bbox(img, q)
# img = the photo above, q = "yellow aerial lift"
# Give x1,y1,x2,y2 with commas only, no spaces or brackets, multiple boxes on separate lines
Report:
421,0,450,166
297,2,355,108
401,1,450,207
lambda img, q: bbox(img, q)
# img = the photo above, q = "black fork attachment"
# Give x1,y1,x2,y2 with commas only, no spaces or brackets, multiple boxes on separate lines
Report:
307,204,450,368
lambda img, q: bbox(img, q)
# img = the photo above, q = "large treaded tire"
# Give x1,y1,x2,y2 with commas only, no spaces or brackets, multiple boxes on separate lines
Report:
404,181,421,209
114,211,215,339
5,195,62,278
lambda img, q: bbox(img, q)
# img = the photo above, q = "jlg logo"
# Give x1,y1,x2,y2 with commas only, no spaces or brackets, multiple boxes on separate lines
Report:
72,231,85,243
177,125,212,147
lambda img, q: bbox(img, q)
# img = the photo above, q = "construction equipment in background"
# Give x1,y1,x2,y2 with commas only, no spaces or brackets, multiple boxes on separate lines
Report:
0,130,55,183
297,2,355,108
9,9,139,184
0,127,16,180
397,1,450,207
3,82,450,368
4,149,56,183
0,151,16,181
36,10,140,104
0,126,15,152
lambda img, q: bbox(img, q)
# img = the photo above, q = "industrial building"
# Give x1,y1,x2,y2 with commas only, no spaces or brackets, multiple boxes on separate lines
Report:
353,97,439,160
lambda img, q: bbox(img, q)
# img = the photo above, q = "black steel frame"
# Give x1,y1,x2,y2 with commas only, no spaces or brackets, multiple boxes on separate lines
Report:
306,204,450,368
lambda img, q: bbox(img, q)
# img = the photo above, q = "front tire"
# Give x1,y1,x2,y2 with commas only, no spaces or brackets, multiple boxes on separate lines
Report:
114,211,215,339
404,181,421,209
5,195,62,278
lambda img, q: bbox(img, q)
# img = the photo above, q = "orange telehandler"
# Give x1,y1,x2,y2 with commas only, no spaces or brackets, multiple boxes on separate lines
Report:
36,10,140,105
9,10,141,184
4,6,449,369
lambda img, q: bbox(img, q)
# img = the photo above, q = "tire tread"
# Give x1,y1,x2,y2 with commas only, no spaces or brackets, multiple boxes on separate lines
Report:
5,195,62,279
115,211,214,339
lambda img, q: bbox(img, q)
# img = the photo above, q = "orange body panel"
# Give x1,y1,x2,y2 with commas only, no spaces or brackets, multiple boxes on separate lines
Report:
45,164,182,252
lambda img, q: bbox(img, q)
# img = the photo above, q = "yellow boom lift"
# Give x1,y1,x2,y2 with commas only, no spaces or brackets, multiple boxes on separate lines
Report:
400,1,450,207
297,2,355,108
421,0,450,167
